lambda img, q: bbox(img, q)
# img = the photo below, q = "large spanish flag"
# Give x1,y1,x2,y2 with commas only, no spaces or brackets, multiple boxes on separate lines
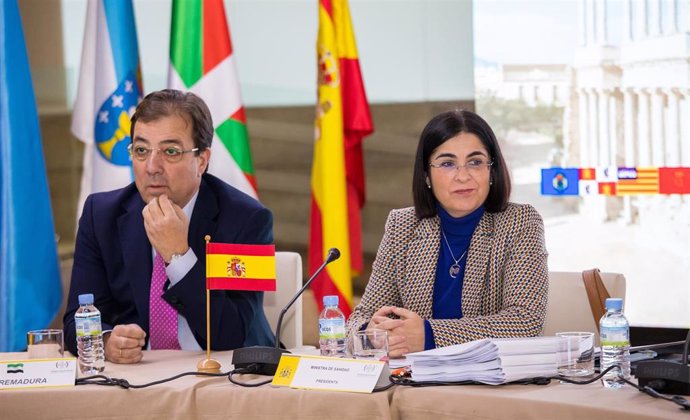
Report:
310,0,373,317
206,243,276,291
168,0,258,198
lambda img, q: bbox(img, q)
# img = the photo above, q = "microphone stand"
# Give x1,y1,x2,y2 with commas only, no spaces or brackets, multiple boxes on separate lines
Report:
232,248,341,375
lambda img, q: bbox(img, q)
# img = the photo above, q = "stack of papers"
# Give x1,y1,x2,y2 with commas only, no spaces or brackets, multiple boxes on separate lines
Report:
402,337,566,385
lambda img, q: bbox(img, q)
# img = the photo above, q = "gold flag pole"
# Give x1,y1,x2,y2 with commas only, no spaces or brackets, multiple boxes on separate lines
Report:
197,235,221,373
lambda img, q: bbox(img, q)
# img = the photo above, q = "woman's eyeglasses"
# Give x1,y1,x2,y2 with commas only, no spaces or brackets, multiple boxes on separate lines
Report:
429,158,493,174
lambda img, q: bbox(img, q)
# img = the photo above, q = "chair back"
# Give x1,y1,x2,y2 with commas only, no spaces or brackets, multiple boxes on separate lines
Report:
543,271,626,344
263,251,303,349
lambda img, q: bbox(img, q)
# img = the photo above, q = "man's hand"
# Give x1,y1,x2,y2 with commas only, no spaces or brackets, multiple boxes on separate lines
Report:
142,194,189,262
104,324,146,364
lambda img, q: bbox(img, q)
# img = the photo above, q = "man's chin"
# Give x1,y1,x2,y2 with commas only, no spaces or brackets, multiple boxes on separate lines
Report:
147,186,169,196
139,190,164,204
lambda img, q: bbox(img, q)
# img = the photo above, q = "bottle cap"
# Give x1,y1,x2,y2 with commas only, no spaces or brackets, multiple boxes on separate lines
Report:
605,298,623,311
323,295,338,307
78,293,94,305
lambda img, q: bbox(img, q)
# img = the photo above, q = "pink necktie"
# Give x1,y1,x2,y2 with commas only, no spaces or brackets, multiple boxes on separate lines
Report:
149,253,181,349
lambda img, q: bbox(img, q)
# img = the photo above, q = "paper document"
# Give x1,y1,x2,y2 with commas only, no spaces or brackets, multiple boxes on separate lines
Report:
405,337,563,384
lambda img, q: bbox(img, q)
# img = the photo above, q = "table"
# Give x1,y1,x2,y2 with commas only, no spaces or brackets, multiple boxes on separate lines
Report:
1,351,686,419
1,351,393,419
390,381,687,420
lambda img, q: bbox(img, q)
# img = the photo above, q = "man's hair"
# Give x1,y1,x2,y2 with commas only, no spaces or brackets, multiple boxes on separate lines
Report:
130,89,213,151
412,109,511,219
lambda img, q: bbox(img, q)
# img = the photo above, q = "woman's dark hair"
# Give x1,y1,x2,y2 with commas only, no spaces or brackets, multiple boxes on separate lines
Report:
412,109,511,218
130,89,213,152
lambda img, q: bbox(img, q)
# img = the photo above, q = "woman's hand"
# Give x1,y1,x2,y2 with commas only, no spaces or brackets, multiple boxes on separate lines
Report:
367,306,425,358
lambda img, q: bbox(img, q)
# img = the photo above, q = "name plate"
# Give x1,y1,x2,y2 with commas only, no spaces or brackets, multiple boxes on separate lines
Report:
0,357,76,390
271,354,389,393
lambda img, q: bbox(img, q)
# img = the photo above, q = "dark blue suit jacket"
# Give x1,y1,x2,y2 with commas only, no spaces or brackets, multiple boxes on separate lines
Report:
63,174,275,356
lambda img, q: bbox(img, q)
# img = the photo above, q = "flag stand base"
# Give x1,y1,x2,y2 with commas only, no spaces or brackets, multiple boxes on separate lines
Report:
197,357,221,374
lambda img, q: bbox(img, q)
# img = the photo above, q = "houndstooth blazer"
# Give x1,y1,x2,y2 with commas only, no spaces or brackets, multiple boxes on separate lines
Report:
347,203,549,348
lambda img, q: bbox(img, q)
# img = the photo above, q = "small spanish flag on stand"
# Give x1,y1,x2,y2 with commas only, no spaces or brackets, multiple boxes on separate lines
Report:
197,236,276,373
206,242,276,292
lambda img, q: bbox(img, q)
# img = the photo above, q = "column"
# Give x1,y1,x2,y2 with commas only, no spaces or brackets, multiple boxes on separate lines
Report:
623,89,638,166
680,92,690,166
579,89,591,166
598,89,611,166
587,0,597,45
649,0,662,36
622,89,638,223
579,0,588,46
608,90,624,220
664,89,680,167
596,0,608,44
608,90,621,166
637,89,651,166
667,0,679,33
650,89,665,166
588,89,600,166
623,0,634,41
636,0,649,38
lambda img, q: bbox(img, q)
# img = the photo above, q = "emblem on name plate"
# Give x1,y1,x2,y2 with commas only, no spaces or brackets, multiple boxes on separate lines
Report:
279,366,293,378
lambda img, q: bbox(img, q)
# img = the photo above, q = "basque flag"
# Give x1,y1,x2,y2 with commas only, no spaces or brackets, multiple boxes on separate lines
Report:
168,0,259,198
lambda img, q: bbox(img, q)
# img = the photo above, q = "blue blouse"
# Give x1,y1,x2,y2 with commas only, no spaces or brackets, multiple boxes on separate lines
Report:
423,205,484,350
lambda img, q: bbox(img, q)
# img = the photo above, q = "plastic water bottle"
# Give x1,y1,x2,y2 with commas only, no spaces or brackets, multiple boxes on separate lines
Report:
318,295,347,357
75,293,105,374
600,298,630,388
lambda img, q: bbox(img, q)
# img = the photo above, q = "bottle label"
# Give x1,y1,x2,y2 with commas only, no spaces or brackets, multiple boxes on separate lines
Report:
319,319,345,339
75,314,102,337
600,326,629,346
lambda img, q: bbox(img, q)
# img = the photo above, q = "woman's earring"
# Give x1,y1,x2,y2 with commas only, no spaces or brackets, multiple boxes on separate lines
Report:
489,179,493,186
426,183,431,189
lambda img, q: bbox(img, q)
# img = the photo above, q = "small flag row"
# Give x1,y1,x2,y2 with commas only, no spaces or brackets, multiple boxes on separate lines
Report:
541,167,690,196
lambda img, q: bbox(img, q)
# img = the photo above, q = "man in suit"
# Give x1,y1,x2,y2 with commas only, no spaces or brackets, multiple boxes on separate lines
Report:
64,89,274,363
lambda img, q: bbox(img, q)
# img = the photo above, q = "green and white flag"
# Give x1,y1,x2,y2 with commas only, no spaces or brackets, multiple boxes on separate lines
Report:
168,0,257,197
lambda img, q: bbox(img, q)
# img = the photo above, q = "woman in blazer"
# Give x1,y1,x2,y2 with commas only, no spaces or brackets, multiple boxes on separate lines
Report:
347,110,549,358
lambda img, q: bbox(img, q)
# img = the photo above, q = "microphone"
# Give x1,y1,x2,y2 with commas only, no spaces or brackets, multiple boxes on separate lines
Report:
635,330,690,395
231,247,341,375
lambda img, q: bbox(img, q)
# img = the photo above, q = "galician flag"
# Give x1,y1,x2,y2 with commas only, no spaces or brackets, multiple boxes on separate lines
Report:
71,0,142,215
168,0,257,197
310,0,374,317
0,0,61,351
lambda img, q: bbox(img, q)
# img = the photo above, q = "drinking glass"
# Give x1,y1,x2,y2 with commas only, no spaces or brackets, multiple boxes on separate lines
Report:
27,329,64,359
351,329,389,362
556,331,595,377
